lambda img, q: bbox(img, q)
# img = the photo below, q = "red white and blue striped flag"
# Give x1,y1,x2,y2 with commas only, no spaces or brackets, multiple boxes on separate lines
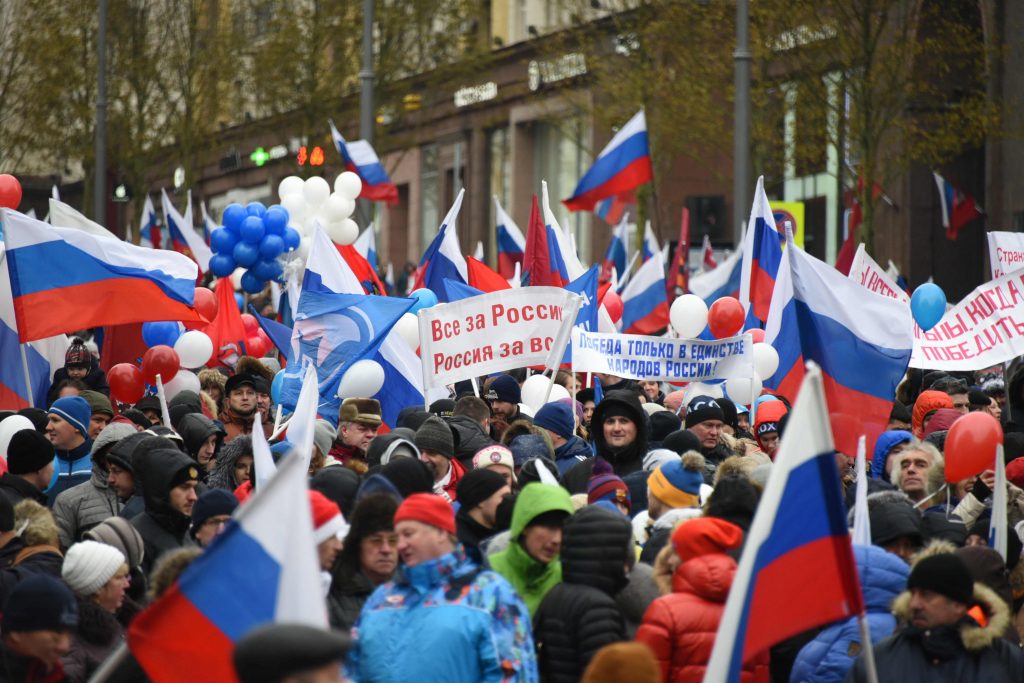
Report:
564,109,653,212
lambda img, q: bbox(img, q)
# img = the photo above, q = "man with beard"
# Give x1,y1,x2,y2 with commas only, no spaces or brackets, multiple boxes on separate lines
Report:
486,374,531,440
220,374,271,443
415,416,465,502
130,447,200,573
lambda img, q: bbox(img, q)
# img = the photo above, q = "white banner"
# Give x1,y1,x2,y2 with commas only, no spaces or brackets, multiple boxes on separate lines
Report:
848,243,909,304
571,329,753,382
418,287,581,388
910,268,1024,370
987,231,1024,280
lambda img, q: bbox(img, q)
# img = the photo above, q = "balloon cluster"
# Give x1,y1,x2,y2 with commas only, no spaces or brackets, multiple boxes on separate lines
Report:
277,172,364,255
209,202,295,294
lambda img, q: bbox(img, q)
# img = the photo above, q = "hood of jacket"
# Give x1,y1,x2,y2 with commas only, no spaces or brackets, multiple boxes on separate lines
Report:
672,552,736,602
891,580,1009,652
554,435,592,462
134,447,197,519
177,413,224,460
208,435,252,490
871,430,913,478
508,483,574,539
855,544,909,613
591,390,648,466
560,505,632,596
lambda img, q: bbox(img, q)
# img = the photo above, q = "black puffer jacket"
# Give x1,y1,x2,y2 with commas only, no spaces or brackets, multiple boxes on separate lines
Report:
176,413,224,471
533,506,632,683
62,595,141,683
46,359,110,406
449,415,496,469
130,448,197,574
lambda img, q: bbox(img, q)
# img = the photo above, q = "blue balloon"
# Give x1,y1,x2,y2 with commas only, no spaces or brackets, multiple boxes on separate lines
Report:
271,369,286,404
209,253,236,277
409,288,438,312
911,282,946,332
283,227,301,251
233,240,260,267
240,215,266,244
252,258,283,281
241,271,266,294
235,292,245,311
264,206,289,235
210,227,237,255
222,203,247,232
259,234,285,258
246,201,267,218
141,321,181,348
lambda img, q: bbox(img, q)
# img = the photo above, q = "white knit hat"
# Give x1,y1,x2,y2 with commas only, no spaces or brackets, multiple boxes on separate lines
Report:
62,541,125,597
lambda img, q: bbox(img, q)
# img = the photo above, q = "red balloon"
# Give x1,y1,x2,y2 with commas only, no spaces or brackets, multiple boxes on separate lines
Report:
194,287,217,322
108,363,145,404
708,297,745,338
746,328,766,344
141,345,181,385
0,175,22,210
240,313,259,336
945,412,1003,482
603,292,623,324
246,333,270,358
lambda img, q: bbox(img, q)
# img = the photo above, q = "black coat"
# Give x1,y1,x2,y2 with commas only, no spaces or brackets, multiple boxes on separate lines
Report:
46,360,110,406
62,596,141,683
130,448,197,575
449,415,496,469
533,506,632,683
455,507,497,565
0,537,64,607
327,567,376,632
0,474,47,507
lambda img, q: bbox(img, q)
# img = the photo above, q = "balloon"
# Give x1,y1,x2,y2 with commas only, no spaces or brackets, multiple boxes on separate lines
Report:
241,313,259,336
708,297,745,338
322,194,355,222
209,253,236,277
142,321,181,348
240,215,266,244
520,375,570,412
209,228,236,254
222,203,247,232
264,206,289,235
251,258,282,281
304,176,331,208
246,201,267,218
246,333,270,358
409,288,438,312
0,174,23,210
162,369,200,400
548,384,570,403
194,287,217,322
233,241,260,267
280,194,307,224
108,363,146,404
240,271,266,294
725,372,763,406
278,175,305,199
945,412,1003,482
230,267,246,290
745,328,765,344
173,330,214,368
271,369,286,404
297,236,312,260
334,172,362,200
670,294,708,338
337,359,385,398
325,218,358,245
141,346,180,385
911,282,946,332
602,292,623,324
394,312,420,350
259,234,285,259
234,293,245,311
283,227,301,251
752,343,779,378
0,416,34,458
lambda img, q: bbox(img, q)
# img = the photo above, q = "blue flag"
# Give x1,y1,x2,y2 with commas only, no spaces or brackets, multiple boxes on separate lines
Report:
248,304,294,363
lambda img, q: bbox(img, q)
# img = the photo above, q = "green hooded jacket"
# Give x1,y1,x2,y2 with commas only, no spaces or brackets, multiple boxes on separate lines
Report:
488,483,574,616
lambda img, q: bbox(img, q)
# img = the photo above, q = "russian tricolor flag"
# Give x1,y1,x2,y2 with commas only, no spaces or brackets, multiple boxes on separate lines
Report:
128,454,327,683
564,109,653,212
162,189,212,274
542,180,586,281
739,176,784,324
641,220,660,262
138,195,162,249
493,196,525,279
764,238,913,457
620,251,669,335
2,209,203,342
414,189,468,302
329,120,399,205
523,194,570,287
600,214,629,284
933,171,982,240
705,365,863,682
689,247,741,305
354,224,378,269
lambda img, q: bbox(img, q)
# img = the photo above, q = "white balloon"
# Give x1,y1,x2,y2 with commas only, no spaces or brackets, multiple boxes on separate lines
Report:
670,294,709,338
520,374,569,412
321,193,355,222
280,194,307,224
334,172,362,200
337,359,385,398
174,330,214,369
325,218,359,245
725,373,763,406
278,175,305,199
297,236,312,260
304,216,321,235
163,369,201,400
682,381,724,406
303,176,331,208
394,312,420,350
752,343,780,379
0,416,35,460
547,384,570,403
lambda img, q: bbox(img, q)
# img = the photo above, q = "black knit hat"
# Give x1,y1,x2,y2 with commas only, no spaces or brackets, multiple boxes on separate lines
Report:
190,489,238,538
234,623,350,683
907,553,974,606
889,401,912,424
967,389,991,410
685,396,725,428
716,398,739,430
457,468,508,511
379,458,434,498
2,575,78,632
486,374,521,404
415,416,454,459
661,429,702,456
64,337,91,368
7,429,55,475
648,411,682,445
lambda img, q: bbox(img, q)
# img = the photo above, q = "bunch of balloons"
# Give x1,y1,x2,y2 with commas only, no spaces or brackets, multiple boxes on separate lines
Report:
277,172,364,255
208,202,296,294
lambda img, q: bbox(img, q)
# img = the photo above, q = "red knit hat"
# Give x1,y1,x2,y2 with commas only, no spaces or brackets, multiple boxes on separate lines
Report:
1007,457,1024,490
309,491,349,545
394,493,455,535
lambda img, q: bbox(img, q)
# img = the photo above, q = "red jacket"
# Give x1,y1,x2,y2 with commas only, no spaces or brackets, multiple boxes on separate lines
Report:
441,457,466,502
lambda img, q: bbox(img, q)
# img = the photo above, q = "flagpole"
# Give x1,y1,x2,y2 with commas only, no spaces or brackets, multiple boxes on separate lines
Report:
86,642,127,683
18,344,33,407
541,295,583,406
856,613,880,683
155,374,172,429
417,310,431,411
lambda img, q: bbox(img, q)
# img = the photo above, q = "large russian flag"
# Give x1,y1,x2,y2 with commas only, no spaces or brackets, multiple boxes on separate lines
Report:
161,189,212,273
128,454,326,683
564,109,653,212
600,214,629,284
705,366,863,682
493,196,525,279
739,176,784,324
523,194,570,287
620,251,669,335
689,247,742,305
2,209,203,342
764,240,913,457
329,120,399,205
414,190,468,302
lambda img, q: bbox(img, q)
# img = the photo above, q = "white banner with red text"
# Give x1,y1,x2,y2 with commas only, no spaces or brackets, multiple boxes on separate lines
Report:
848,244,909,304
987,231,1024,280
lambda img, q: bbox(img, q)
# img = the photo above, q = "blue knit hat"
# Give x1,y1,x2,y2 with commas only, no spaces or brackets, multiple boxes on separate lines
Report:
509,434,551,467
648,453,705,508
533,402,574,440
486,374,521,404
190,489,238,538
48,396,91,437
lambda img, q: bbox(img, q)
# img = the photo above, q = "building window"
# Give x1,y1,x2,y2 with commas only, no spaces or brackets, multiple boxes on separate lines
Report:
420,144,438,248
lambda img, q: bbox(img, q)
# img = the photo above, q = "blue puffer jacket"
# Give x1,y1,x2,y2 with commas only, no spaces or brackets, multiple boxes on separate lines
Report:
554,436,593,475
347,545,538,683
790,545,908,683
870,431,912,479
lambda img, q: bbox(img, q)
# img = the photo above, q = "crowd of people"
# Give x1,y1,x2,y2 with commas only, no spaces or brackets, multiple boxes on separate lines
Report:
0,333,1023,682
